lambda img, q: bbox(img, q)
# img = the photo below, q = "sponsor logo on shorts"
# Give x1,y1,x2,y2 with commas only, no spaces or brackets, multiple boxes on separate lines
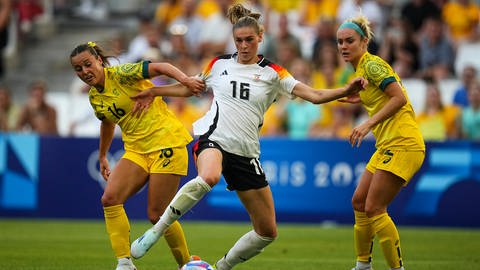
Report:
162,159,171,167
382,150,394,164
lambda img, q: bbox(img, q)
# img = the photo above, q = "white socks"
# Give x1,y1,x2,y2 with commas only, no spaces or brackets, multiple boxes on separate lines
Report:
153,176,211,233
215,230,275,270
354,261,373,270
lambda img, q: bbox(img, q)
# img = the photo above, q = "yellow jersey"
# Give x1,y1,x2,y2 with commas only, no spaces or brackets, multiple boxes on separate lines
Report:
355,52,425,151
89,61,192,154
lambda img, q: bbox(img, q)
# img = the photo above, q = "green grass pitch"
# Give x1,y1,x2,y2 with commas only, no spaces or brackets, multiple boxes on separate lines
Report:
0,219,479,270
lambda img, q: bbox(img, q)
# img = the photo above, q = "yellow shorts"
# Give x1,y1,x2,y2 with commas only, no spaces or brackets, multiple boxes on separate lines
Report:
122,146,189,175
366,148,425,185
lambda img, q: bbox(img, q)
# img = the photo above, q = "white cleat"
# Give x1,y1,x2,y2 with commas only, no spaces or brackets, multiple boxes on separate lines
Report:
130,228,161,259
116,258,136,270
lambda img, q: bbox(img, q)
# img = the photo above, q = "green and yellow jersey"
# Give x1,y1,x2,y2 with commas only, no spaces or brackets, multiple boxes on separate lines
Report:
89,61,192,154
355,52,425,151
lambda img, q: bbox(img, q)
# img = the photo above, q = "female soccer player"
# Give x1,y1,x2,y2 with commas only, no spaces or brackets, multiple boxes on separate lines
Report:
337,16,425,270
129,4,366,270
70,42,205,270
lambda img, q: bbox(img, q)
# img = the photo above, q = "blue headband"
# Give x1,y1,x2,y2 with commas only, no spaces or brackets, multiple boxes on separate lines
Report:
338,21,366,37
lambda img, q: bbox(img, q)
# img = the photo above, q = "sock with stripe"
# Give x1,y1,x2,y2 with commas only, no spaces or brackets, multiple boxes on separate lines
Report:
353,211,375,269
372,213,403,269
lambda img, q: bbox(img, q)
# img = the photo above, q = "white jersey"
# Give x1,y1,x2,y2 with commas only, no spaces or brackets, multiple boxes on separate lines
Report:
194,53,299,158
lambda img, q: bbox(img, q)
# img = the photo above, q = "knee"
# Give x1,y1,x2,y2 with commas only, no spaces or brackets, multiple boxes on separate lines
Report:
351,195,365,212
257,226,277,239
101,193,120,207
267,230,278,240
364,206,385,218
200,174,221,187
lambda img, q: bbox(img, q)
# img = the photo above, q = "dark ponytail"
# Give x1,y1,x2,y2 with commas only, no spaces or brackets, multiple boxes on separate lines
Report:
70,41,112,67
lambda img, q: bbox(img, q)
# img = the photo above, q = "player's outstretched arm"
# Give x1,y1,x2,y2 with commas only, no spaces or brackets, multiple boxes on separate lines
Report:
130,83,199,116
148,63,205,93
292,77,367,104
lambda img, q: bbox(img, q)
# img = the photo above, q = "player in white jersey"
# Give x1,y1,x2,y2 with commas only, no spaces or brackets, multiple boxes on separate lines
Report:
129,4,367,269
192,52,298,158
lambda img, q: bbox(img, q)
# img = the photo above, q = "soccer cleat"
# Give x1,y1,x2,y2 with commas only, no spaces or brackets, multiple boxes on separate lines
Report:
116,257,136,270
130,228,161,259
351,261,374,270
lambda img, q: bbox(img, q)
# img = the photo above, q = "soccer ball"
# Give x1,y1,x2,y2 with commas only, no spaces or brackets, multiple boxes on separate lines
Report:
180,260,214,270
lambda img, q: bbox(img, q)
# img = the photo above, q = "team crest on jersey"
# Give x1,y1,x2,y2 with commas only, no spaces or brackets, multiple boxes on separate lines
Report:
253,74,261,81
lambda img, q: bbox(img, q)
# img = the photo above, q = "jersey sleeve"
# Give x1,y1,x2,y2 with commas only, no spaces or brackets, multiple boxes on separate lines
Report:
269,63,298,99
199,56,223,81
110,62,147,87
279,75,299,98
364,58,397,91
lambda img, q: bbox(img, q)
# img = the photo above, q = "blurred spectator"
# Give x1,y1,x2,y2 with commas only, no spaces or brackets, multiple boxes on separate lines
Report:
14,0,43,39
169,0,204,59
68,78,101,137
264,0,301,13
154,0,183,35
263,12,301,63
0,84,19,131
418,16,455,81
0,0,11,79
16,80,58,135
311,18,337,66
453,65,477,107
277,58,322,139
274,39,301,71
197,0,233,58
312,41,356,88
108,33,129,65
309,103,355,139
298,0,339,27
458,80,480,140
400,0,441,37
259,101,286,137
416,82,460,141
378,16,419,78
310,41,357,135
72,0,108,21
123,11,164,63
195,0,220,18
442,0,480,46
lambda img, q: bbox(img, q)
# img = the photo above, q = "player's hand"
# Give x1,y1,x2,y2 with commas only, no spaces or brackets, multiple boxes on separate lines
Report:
349,120,373,148
338,93,361,104
131,89,155,117
345,77,367,95
99,156,111,181
182,76,205,96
